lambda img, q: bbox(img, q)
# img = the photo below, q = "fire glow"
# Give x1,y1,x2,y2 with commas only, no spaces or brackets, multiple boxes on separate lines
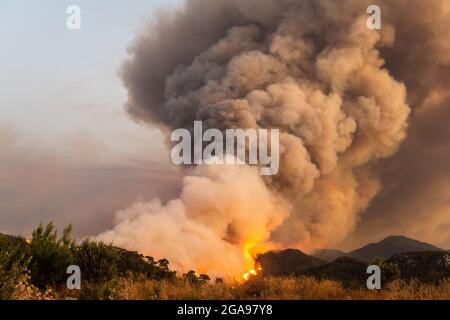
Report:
243,267,262,281
242,242,264,281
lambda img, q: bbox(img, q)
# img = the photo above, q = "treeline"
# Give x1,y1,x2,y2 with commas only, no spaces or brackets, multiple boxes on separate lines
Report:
0,223,210,300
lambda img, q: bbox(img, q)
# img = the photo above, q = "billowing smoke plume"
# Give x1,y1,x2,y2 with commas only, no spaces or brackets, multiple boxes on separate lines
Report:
97,0,450,275
343,0,450,249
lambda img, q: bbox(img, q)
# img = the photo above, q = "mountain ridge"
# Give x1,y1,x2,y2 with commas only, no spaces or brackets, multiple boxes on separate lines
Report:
347,235,443,262
313,235,444,262
259,236,448,284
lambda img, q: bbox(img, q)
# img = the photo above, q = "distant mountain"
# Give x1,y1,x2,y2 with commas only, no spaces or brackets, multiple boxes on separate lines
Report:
258,236,444,278
251,236,449,284
256,249,326,276
313,249,347,262
347,235,443,262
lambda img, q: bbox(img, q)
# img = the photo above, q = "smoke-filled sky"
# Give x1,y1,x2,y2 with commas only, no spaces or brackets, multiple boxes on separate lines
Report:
0,0,183,236
1,0,450,276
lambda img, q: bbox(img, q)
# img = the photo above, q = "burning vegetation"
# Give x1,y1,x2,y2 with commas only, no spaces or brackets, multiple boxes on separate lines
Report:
243,267,263,281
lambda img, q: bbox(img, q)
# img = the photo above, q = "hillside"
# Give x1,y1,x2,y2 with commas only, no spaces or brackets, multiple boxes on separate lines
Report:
0,232,27,248
313,249,347,262
258,236,449,285
347,236,443,262
301,257,368,286
256,249,326,276
388,251,450,283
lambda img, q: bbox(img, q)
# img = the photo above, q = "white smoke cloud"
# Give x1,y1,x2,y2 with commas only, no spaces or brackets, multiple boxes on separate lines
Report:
98,164,289,275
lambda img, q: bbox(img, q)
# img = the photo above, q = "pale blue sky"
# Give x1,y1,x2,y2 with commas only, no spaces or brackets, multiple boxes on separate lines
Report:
0,0,181,155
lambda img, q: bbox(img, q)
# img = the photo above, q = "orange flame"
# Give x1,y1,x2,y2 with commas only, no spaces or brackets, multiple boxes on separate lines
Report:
242,241,265,281
243,267,262,281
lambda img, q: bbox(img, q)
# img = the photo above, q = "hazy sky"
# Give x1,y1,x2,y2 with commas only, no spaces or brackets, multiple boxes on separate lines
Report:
0,0,183,237
0,0,180,150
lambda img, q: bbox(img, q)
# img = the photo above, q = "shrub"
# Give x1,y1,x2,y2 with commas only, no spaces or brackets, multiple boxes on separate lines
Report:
0,249,44,300
114,248,156,277
370,257,401,284
114,249,176,280
79,280,120,300
75,240,119,283
29,222,75,288
182,271,211,286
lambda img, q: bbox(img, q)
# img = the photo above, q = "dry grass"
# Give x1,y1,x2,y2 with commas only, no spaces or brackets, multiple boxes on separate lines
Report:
6,275,449,300
112,276,450,300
